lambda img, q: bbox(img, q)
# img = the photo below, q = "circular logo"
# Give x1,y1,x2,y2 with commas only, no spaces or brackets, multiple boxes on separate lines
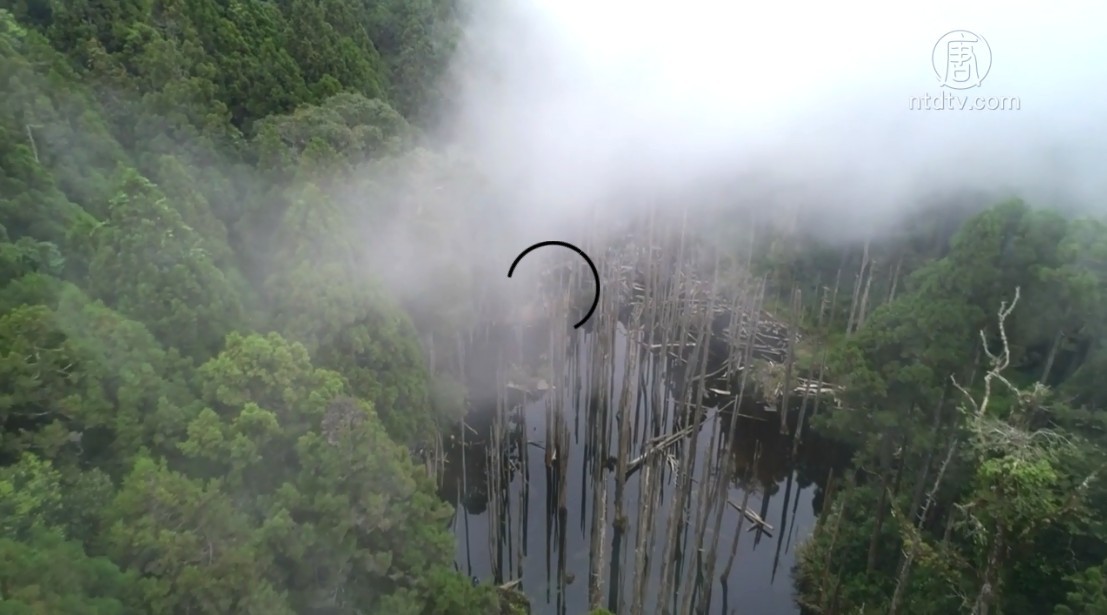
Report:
932,30,992,90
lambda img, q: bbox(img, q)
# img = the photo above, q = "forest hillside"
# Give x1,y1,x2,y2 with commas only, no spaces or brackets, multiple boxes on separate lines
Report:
0,1,507,612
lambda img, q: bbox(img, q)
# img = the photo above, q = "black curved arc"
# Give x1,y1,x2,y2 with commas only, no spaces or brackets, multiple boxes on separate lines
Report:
507,240,600,329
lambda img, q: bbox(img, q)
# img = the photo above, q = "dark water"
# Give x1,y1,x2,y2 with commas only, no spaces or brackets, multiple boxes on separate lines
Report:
438,318,848,615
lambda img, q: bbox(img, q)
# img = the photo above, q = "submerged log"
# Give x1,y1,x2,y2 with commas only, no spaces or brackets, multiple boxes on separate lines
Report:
506,379,551,394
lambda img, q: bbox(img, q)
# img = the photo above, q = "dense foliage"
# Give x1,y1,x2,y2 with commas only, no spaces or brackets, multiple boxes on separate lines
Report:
767,201,1107,614
0,2,499,612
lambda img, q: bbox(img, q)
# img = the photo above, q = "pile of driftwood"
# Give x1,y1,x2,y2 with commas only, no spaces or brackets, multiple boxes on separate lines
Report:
623,278,793,365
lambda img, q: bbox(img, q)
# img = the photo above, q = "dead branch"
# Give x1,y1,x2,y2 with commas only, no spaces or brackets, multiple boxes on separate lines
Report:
951,287,1021,420
25,124,43,163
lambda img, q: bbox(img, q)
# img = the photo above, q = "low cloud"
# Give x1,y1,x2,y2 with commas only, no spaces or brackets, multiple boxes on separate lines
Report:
443,0,1107,242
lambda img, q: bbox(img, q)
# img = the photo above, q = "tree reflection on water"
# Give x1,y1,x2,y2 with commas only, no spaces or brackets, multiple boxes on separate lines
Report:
437,312,851,615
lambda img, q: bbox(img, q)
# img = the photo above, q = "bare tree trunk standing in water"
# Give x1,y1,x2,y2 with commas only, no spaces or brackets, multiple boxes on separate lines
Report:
656,207,705,615
701,278,766,612
678,252,725,614
793,285,829,455
779,287,800,435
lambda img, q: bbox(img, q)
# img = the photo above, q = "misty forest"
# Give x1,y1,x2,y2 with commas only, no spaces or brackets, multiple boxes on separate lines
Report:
2,1,1107,615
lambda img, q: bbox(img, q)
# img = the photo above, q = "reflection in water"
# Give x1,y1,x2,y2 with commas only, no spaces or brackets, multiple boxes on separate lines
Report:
439,315,849,615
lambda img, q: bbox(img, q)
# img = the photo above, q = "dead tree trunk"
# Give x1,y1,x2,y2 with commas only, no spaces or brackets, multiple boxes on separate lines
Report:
907,389,948,521
887,253,903,304
889,438,958,615
779,287,800,435
829,249,846,330
819,489,849,611
856,256,875,330
845,239,870,336
1039,329,1065,385
25,124,42,163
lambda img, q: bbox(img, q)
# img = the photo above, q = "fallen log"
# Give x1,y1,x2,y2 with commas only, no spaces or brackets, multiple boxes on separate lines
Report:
728,500,774,536
623,424,697,479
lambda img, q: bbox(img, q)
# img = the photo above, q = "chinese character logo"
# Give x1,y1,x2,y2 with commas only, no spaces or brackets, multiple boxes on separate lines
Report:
932,30,992,90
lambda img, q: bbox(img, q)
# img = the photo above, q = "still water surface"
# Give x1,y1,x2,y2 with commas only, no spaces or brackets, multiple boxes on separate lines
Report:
438,320,846,614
